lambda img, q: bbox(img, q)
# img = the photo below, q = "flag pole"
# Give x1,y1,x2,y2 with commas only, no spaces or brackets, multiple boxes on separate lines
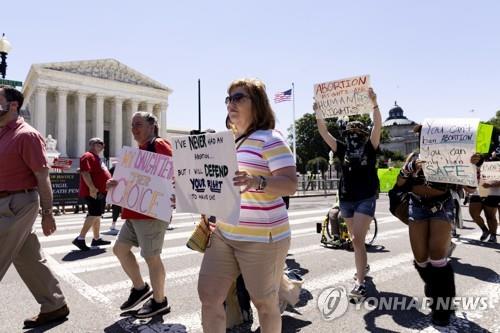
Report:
292,82,297,163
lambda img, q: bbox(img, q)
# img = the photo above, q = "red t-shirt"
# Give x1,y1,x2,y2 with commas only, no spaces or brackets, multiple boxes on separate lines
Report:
0,117,49,191
79,152,112,197
121,138,173,220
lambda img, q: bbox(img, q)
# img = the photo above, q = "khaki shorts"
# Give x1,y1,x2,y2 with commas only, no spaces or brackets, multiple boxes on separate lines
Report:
199,229,290,299
117,219,166,258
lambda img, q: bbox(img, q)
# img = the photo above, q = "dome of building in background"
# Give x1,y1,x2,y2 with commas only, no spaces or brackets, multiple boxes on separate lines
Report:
380,102,419,156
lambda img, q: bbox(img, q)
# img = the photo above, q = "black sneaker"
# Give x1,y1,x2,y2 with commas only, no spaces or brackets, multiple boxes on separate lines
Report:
488,234,497,243
91,238,111,247
120,283,153,311
349,283,367,303
72,237,90,251
480,229,490,241
135,297,171,318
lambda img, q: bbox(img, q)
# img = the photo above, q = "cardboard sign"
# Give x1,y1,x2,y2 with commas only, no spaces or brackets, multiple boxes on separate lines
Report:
172,131,241,224
314,74,371,118
420,118,480,186
106,147,174,222
479,161,500,196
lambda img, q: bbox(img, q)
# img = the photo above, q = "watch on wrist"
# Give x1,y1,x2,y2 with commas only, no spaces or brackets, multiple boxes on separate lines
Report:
257,176,267,191
41,208,53,216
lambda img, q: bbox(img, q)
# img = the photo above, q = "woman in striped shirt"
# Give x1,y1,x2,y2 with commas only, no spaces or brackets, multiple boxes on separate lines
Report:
198,78,297,333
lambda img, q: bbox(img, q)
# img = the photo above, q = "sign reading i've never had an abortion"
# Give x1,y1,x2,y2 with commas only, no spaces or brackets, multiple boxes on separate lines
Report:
106,147,174,222
314,74,372,119
420,118,480,186
172,131,241,225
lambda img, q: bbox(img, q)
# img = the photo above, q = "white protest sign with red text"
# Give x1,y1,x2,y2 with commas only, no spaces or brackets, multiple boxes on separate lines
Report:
106,147,174,222
314,74,371,119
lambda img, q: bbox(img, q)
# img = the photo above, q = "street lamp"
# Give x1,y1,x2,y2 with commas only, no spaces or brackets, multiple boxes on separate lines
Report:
0,33,13,79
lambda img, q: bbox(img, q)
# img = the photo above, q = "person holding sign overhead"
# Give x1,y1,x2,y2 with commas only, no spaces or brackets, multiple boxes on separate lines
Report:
314,87,381,302
198,78,297,333
107,112,173,319
395,125,481,326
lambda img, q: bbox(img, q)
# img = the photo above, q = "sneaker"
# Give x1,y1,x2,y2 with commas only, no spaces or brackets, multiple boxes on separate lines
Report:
72,237,90,251
480,229,490,241
349,283,367,302
488,234,497,243
24,304,69,328
108,227,119,235
91,238,112,247
120,283,153,311
353,265,370,280
135,297,171,318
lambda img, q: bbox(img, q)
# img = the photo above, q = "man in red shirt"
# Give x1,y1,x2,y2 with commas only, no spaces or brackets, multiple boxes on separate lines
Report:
72,137,112,250
107,111,173,318
0,86,69,328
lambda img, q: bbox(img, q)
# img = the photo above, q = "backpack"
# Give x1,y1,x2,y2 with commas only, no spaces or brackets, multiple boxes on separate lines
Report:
388,178,411,224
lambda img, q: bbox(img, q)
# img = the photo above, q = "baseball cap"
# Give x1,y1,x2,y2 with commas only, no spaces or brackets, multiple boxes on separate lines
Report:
89,137,104,145
345,121,369,135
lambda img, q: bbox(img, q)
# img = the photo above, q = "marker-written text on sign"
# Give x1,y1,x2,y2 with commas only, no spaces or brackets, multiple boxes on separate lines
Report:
106,147,174,222
314,75,371,118
420,118,479,186
172,131,240,225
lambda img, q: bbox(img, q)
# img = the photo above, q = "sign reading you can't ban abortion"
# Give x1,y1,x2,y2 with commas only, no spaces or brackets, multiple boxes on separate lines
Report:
420,118,480,186
106,147,174,222
172,131,241,225
314,74,372,119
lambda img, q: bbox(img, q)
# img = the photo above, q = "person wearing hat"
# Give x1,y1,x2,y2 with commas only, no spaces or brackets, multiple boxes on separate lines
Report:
72,137,112,250
314,88,381,302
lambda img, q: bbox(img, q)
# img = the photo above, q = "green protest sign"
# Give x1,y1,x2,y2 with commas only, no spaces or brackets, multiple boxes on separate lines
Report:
476,123,493,153
377,168,400,193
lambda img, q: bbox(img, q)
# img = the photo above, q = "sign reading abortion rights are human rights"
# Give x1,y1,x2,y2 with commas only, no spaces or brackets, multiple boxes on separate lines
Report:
420,118,480,186
106,147,175,222
172,131,241,225
314,74,372,119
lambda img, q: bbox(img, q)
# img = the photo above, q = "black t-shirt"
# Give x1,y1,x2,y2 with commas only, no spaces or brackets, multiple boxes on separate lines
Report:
336,139,379,201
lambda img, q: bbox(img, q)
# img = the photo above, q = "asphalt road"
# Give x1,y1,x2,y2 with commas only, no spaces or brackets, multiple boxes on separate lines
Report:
2,195,499,333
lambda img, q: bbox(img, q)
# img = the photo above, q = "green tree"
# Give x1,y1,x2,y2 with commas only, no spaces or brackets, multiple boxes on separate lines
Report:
487,110,500,130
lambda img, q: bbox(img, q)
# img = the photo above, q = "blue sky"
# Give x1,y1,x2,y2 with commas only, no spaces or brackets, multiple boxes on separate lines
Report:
3,1,500,136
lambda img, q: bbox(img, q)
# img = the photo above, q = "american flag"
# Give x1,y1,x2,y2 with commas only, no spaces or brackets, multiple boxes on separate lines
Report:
273,89,293,103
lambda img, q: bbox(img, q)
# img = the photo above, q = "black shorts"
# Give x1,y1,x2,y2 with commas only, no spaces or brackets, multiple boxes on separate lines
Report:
85,194,106,216
469,195,500,208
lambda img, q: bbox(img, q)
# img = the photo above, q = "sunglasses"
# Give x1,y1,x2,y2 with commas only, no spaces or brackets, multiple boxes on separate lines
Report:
225,93,249,105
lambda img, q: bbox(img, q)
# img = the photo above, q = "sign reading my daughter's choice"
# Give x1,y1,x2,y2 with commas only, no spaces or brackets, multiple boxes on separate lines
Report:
314,74,372,118
420,118,480,186
106,147,175,222
172,131,241,225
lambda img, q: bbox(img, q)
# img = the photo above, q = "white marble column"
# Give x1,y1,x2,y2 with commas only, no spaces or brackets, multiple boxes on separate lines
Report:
129,99,139,146
76,92,87,156
159,102,168,138
112,97,123,157
35,86,48,137
94,94,105,140
146,102,154,114
56,88,68,156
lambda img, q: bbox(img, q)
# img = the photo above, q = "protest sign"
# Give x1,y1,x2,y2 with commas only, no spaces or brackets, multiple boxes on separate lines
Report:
476,123,493,153
420,118,480,186
479,161,500,196
314,74,371,118
50,173,79,206
172,131,241,225
106,147,174,222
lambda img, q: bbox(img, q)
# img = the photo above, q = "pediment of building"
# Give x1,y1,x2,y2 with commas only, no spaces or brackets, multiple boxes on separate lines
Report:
35,59,170,91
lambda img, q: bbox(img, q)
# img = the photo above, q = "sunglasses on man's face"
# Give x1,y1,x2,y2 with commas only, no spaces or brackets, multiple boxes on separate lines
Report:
225,93,249,105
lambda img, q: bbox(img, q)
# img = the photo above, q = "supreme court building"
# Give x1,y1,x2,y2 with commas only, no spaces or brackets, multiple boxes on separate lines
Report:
21,58,173,159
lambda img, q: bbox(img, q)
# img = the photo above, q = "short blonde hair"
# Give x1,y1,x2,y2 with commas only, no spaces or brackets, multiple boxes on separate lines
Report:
227,78,275,134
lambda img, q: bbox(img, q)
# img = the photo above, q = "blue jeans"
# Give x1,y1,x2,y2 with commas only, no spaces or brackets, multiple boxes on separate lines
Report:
408,196,454,223
339,195,377,218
